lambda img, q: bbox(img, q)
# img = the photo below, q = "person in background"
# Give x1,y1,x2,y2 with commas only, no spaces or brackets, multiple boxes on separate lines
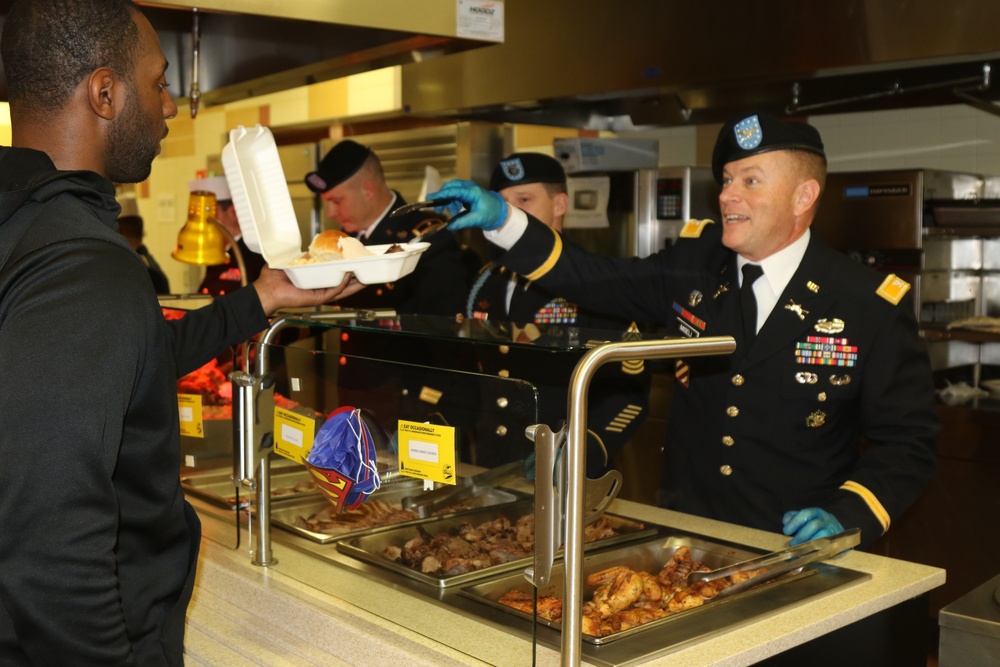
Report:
429,112,939,550
305,139,469,316
117,213,171,294
469,152,651,475
190,175,266,296
0,1,357,663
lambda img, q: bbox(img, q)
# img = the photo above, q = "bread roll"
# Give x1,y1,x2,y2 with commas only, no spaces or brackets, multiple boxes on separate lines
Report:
308,229,349,261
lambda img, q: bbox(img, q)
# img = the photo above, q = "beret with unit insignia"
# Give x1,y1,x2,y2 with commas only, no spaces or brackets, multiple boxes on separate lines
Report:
712,111,826,183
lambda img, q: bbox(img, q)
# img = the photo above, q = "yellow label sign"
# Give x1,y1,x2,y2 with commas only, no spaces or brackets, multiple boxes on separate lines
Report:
396,420,457,485
273,407,317,463
177,394,204,438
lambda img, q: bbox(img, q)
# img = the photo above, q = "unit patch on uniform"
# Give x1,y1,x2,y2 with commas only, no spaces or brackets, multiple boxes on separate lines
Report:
679,218,714,238
876,273,911,305
795,336,857,367
734,115,763,150
673,302,705,338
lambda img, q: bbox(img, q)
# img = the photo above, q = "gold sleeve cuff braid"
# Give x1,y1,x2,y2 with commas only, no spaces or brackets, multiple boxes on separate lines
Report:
524,228,563,282
840,480,891,533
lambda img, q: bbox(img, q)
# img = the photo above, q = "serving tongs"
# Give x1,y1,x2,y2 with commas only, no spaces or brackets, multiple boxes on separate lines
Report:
688,527,861,599
400,460,524,518
390,199,463,240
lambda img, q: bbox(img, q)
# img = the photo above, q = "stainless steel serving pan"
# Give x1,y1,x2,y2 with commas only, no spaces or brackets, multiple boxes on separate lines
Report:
271,483,523,545
181,462,319,509
337,499,654,588
459,532,866,646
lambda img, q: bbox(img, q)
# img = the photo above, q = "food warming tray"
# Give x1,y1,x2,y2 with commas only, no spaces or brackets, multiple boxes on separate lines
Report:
459,532,870,648
271,483,523,544
336,499,653,588
181,462,319,509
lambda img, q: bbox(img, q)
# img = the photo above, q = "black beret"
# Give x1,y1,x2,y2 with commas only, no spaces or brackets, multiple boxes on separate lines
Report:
305,140,373,193
489,152,566,191
711,112,825,183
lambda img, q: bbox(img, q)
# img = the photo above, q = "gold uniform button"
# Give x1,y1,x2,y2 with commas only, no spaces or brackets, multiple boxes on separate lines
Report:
722,435,735,446
498,369,510,378
499,345,510,354
720,465,733,476
817,392,827,402
726,406,739,417
731,374,745,386
495,425,508,436
496,397,509,408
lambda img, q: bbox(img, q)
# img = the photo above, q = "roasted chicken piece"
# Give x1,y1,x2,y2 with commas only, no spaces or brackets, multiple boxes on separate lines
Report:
497,545,768,638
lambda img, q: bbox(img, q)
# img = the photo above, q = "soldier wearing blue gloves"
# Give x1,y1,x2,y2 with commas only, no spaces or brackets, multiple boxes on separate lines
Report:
429,113,938,549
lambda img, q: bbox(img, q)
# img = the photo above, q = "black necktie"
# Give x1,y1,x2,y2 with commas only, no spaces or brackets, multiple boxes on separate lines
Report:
741,263,764,343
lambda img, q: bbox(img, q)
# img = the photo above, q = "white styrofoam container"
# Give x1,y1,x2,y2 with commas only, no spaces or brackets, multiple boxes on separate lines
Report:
222,124,429,288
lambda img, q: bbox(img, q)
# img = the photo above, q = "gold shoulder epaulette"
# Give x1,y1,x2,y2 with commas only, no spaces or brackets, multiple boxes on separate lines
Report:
876,273,911,305
679,218,715,239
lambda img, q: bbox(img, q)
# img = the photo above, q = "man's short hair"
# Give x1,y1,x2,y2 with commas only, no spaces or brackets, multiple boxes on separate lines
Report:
1,0,141,112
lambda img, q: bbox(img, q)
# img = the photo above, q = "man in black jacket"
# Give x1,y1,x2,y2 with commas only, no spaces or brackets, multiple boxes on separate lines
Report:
0,2,354,664
429,112,938,550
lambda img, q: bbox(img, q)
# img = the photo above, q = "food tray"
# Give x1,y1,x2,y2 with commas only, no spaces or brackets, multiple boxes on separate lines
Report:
221,124,431,289
271,483,523,545
459,533,864,645
181,463,318,509
277,241,430,289
336,500,653,588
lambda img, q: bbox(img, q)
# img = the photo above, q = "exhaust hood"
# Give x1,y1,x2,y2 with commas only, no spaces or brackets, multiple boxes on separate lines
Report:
400,0,1000,129
0,0,503,109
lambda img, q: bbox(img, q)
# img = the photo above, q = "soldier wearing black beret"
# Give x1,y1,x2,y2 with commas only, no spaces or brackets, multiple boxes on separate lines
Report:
426,112,939,550
306,141,475,434
466,153,651,474
306,139,470,316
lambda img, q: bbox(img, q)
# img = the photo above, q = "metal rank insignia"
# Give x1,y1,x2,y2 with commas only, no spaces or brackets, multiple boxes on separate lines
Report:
784,299,809,320
876,273,911,305
814,318,845,334
679,218,714,239
806,410,827,428
713,282,730,299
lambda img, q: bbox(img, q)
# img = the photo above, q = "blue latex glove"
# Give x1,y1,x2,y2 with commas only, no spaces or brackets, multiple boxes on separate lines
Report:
782,507,845,546
427,179,508,231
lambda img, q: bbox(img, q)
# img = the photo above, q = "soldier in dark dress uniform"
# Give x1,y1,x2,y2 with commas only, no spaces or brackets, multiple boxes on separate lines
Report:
429,113,939,549
305,141,473,439
467,153,651,475
305,140,469,316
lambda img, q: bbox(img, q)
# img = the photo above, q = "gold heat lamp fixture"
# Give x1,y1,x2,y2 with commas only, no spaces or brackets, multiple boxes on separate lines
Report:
172,190,247,286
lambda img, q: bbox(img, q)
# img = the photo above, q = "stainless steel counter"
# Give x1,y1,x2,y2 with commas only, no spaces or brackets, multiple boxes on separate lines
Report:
184,494,945,666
